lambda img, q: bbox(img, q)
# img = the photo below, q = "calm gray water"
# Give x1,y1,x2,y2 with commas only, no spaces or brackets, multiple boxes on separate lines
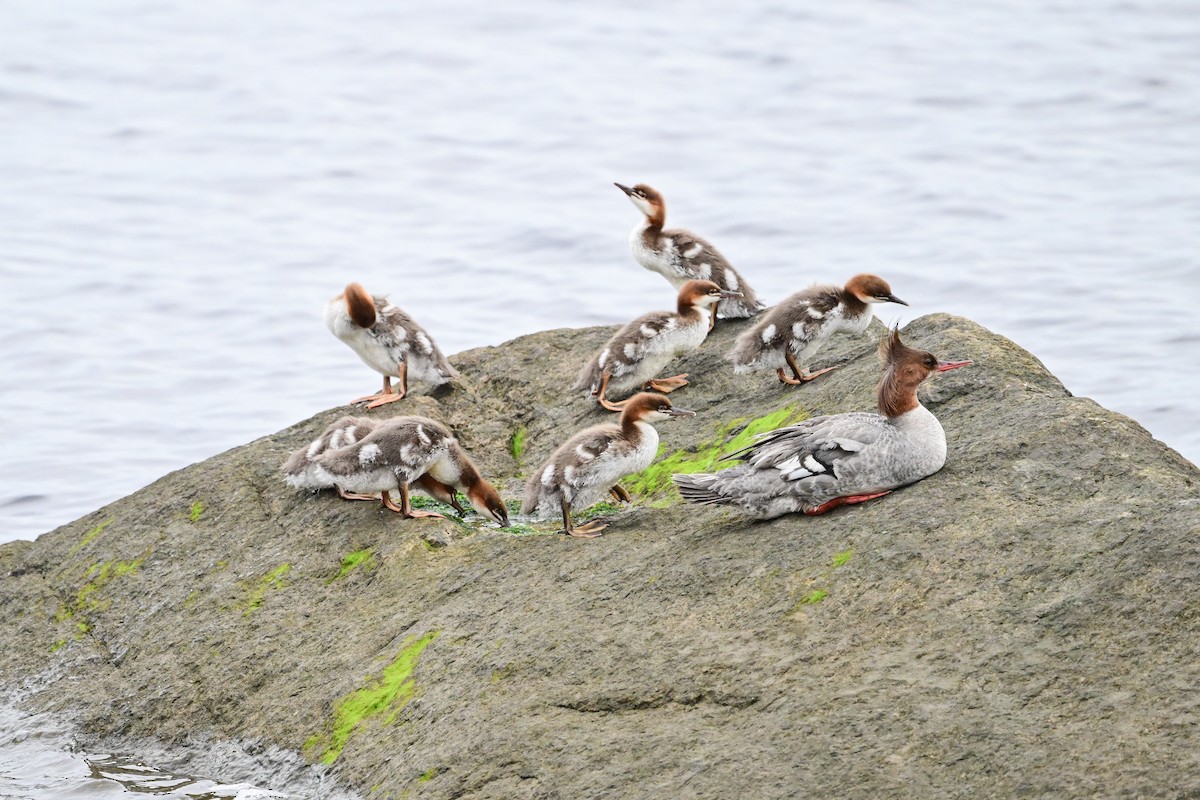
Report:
1,1,1198,791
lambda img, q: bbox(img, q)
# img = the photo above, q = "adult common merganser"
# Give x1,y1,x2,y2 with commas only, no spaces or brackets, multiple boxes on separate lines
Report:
282,416,470,514
615,182,765,321
522,392,696,537
675,329,970,518
325,282,459,409
727,274,907,385
285,415,509,525
573,280,741,411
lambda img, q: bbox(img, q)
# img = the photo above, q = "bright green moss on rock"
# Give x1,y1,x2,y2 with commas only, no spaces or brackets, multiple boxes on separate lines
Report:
306,631,441,764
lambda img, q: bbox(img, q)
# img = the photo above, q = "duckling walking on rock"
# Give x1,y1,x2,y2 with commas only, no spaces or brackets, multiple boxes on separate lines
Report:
523,393,695,537
326,282,458,409
285,415,509,525
616,182,764,321
676,329,970,518
574,280,740,411
727,274,907,385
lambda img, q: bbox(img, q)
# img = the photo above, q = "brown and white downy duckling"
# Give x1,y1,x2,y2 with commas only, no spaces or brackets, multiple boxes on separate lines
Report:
615,182,765,320
522,393,695,537
676,329,970,517
282,416,470,514
325,282,458,409
573,280,741,411
727,274,907,385
284,415,508,525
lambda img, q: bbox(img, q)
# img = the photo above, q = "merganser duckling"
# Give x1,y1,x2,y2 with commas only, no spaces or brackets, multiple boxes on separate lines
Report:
287,415,509,525
522,392,696,537
325,282,459,409
727,274,908,385
675,329,970,517
573,280,742,411
615,182,765,322
282,416,468,514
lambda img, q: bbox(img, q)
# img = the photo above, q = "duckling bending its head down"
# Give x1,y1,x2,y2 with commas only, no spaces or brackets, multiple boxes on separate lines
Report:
727,273,907,385
615,182,765,320
676,328,970,518
284,415,509,525
573,280,740,412
325,282,459,409
522,392,696,537
283,415,470,515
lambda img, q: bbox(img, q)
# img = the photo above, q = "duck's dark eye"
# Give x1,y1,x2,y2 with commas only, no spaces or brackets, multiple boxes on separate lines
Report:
659,405,670,413
925,356,937,368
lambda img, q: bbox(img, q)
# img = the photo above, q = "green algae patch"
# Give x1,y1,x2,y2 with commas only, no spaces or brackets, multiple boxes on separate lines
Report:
243,563,291,614
510,425,528,461
418,767,440,783
625,405,807,500
69,519,113,557
308,631,441,764
330,548,376,583
832,549,854,568
188,501,204,522
52,555,146,647
797,589,828,606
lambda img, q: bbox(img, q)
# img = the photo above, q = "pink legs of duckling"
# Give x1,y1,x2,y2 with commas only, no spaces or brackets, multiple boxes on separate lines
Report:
337,481,446,519
777,352,838,386
803,490,892,516
380,483,446,519
334,474,462,517
352,363,409,409
560,497,606,538
594,369,690,412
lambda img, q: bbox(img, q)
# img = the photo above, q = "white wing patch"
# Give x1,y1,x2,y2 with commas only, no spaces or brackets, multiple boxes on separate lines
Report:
683,243,704,259
640,324,658,338
415,332,432,353
726,271,739,291
695,263,713,280
416,424,431,445
541,464,556,486
575,444,597,462
761,324,777,343
359,443,382,465
598,349,610,368
624,342,639,359
306,438,324,459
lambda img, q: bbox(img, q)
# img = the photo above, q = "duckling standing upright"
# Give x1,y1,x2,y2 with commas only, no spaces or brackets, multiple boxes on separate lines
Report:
675,329,970,518
523,392,695,537
615,182,764,323
286,415,509,525
282,415,470,514
573,280,741,411
325,282,458,409
727,274,907,385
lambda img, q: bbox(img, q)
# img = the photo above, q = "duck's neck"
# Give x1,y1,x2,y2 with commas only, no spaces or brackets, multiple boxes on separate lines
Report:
878,374,921,418
839,288,869,318
676,298,704,322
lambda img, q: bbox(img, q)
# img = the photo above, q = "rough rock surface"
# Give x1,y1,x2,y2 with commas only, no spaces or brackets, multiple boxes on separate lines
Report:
2,313,1198,799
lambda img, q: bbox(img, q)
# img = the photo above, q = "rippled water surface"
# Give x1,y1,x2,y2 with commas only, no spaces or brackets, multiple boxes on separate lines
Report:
0,704,356,799
2,0,1198,546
